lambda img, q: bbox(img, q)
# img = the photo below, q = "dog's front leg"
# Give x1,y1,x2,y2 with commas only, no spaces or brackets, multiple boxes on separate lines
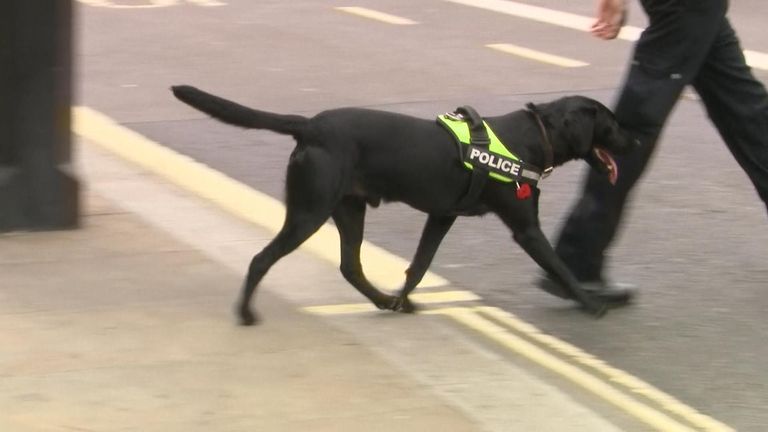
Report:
394,214,457,313
512,226,608,317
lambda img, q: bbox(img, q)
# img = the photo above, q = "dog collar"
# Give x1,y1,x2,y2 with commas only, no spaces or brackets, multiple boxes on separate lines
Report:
525,103,554,179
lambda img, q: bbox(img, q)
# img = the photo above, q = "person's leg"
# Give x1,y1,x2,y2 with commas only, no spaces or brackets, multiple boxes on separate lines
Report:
692,20,768,212
551,1,729,284
553,58,686,282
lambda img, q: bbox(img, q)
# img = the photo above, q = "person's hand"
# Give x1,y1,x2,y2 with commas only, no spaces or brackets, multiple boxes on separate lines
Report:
591,0,627,40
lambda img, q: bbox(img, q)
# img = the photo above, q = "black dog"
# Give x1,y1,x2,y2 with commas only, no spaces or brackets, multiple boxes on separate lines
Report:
172,85,638,325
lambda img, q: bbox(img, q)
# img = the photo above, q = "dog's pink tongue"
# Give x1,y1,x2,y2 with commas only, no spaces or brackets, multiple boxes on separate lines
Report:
596,148,618,185
608,156,618,185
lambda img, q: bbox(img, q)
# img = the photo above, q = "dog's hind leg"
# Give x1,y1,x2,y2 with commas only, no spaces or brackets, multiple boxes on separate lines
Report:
394,214,456,313
237,147,340,325
237,213,328,325
332,196,399,309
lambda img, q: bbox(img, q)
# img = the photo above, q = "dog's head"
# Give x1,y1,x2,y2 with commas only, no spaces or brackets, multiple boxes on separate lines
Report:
536,96,639,184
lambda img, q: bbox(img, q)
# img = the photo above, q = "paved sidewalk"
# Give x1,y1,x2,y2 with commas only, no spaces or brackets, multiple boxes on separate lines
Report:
0,191,482,432
0,139,637,432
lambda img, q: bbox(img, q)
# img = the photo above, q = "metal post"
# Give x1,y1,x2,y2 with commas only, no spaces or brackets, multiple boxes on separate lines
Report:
0,0,79,231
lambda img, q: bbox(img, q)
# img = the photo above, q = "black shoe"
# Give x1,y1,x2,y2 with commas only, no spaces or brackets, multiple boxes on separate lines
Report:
536,276,636,306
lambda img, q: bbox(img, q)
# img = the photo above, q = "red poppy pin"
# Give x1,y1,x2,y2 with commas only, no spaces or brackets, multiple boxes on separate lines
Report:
516,183,532,200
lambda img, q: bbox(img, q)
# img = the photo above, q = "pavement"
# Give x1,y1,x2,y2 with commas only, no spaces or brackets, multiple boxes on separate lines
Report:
0,136,653,431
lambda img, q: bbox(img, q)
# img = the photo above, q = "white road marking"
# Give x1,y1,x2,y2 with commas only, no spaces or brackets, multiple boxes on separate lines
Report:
445,0,768,71
745,50,768,71
487,43,589,67
446,0,594,32
336,6,418,25
78,0,225,8
186,0,226,6
78,0,177,8
78,0,227,9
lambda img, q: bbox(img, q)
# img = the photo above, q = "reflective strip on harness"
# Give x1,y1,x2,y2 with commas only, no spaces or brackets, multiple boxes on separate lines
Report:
437,114,541,184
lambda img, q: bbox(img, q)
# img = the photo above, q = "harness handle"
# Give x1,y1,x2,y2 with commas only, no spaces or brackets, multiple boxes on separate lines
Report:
455,106,490,146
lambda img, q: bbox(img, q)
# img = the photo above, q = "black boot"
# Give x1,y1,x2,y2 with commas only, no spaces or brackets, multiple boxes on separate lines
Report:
536,276,636,306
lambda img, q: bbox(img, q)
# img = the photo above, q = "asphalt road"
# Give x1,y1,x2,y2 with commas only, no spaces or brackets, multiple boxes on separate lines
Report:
76,1,768,430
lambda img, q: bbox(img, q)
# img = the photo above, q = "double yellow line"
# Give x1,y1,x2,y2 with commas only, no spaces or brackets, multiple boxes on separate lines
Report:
307,298,733,432
429,306,732,432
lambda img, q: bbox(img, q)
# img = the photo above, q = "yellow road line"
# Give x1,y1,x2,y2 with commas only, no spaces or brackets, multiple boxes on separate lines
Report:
72,106,448,291
336,6,418,25
476,306,735,432
304,303,381,315
487,43,588,67
428,307,699,432
304,301,733,430
303,290,481,315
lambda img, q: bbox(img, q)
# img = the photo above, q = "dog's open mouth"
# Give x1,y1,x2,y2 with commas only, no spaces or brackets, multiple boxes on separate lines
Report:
594,147,618,185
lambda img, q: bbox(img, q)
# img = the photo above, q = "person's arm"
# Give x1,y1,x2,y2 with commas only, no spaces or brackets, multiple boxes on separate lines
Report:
590,0,627,40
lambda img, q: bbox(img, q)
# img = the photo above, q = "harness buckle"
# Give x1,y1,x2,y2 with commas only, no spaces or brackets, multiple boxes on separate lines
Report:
541,166,554,179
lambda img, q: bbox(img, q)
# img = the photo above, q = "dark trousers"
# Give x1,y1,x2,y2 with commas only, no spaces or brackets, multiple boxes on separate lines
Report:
554,0,768,281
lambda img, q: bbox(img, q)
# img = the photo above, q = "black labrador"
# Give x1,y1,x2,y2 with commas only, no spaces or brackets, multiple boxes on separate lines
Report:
171,85,638,325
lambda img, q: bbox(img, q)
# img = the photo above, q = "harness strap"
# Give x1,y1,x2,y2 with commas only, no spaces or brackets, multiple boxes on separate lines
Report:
452,106,490,212
438,105,550,213
454,166,489,211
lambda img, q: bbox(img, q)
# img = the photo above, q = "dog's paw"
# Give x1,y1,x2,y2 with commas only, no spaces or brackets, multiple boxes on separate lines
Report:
237,307,259,326
390,296,418,314
399,298,418,314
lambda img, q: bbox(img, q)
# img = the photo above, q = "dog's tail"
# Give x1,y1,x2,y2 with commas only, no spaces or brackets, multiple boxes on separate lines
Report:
171,85,308,137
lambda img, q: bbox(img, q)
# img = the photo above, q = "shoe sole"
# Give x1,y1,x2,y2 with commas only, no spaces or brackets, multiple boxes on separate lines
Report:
536,278,636,306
